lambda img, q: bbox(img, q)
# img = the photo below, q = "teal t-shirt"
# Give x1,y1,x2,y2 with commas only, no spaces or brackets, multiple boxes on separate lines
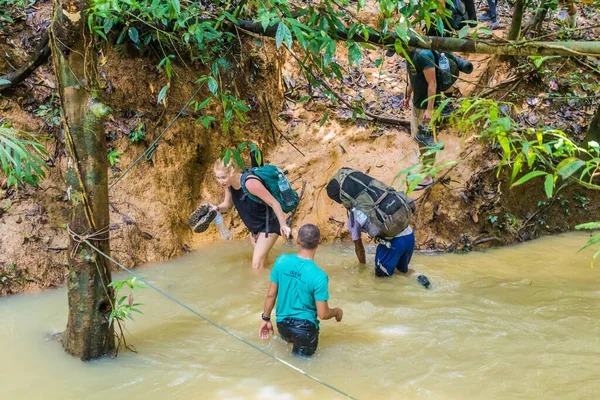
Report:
270,254,329,329
407,50,439,110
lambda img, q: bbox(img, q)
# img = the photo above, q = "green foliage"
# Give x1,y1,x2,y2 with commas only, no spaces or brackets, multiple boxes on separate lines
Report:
221,141,262,169
87,0,450,137
127,123,145,144
107,276,145,327
575,222,600,267
450,98,600,200
0,122,48,188
34,95,62,128
393,143,456,194
107,150,123,166
0,0,35,24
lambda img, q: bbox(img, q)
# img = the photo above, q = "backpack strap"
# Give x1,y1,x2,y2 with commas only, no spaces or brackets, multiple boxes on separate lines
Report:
241,170,271,237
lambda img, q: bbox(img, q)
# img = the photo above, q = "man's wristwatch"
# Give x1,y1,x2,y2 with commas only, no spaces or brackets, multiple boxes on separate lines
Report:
261,313,271,322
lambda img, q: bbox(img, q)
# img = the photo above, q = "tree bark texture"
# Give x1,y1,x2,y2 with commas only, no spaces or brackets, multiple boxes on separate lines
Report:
50,0,114,360
508,0,526,41
237,20,600,57
525,0,552,36
585,104,600,145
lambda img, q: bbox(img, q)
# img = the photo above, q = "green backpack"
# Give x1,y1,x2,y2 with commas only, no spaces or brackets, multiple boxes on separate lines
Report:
329,168,415,239
240,165,299,213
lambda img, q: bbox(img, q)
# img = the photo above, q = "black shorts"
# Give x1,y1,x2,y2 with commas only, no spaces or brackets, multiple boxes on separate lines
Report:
277,318,319,357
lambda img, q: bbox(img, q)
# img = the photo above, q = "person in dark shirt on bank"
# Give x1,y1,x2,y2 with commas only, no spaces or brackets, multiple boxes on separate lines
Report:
400,49,440,191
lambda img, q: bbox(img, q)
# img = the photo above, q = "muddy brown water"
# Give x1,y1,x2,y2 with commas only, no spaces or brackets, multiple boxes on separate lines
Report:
1,233,599,399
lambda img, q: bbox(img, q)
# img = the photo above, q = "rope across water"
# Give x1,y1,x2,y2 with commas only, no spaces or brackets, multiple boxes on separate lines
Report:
81,237,357,400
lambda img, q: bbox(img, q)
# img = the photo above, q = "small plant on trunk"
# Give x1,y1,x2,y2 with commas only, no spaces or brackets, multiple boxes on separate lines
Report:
107,276,144,354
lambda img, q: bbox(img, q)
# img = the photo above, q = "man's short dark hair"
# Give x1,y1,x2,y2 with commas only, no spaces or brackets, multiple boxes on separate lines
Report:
326,179,341,204
298,224,321,249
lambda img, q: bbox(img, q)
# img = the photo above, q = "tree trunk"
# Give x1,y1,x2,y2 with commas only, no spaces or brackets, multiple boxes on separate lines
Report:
50,0,114,360
524,0,552,37
237,20,600,57
508,0,526,41
585,104,600,145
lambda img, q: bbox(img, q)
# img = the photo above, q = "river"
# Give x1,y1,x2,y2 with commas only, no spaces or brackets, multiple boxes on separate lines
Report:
1,233,599,399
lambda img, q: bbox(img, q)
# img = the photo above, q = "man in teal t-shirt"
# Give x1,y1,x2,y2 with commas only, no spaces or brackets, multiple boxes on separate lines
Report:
259,224,343,356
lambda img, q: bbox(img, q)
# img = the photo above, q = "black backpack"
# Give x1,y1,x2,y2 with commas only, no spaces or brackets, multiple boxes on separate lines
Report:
410,50,460,92
431,51,460,92
448,0,468,30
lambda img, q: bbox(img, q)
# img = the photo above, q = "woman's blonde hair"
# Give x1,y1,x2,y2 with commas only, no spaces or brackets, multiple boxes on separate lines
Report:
213,157,239,176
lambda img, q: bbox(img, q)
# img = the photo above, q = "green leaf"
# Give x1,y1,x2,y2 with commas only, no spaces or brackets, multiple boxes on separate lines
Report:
232,149,245,169
576,222,600,230
196,98,211,110
171,0,181,17
223,148,231,165
128,27,139,44
297,95,311,103
165,58,172,80
458,25,470,39
544,173,554,198
556,157,585,179
275,22,292,49
511,170,547,187
157,85,169,105
0,79,11,85
348,42,362,67
579,233,600,251
237,142,247,153
207,76,218,95
320,111,329,127
202,116,215,128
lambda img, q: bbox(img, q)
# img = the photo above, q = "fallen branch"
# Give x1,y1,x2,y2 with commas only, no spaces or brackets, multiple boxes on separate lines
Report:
0,31,50,92
237,20,600,57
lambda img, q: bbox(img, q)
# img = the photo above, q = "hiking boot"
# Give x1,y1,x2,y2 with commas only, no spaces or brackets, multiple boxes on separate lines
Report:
487,21,500,30
440,103,456,117
479,12,491,22
417,275,431,289
189,203,217,233
414,125,436,147
194,209,217,233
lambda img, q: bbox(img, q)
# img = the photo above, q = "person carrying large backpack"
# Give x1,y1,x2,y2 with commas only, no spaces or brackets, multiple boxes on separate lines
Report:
326,168,430,287
204,157,298,269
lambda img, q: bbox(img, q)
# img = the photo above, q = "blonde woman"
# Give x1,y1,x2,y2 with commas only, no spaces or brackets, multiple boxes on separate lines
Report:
211,159,292,269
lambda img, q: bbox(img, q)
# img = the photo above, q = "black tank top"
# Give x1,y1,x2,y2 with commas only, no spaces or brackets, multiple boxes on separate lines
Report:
230,177,280,235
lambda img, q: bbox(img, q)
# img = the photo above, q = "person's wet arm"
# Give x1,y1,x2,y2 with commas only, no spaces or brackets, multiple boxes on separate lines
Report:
423,67,437,121
354,239,366,264
262,282,278,320
316,301,343,321
259,282,278,340
348,213,366,264
214,189,233,213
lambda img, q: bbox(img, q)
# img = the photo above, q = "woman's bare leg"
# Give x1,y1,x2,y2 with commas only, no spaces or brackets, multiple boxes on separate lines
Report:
251,233,279,269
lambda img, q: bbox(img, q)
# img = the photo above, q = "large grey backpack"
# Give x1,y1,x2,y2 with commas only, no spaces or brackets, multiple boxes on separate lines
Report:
328,168,415,239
